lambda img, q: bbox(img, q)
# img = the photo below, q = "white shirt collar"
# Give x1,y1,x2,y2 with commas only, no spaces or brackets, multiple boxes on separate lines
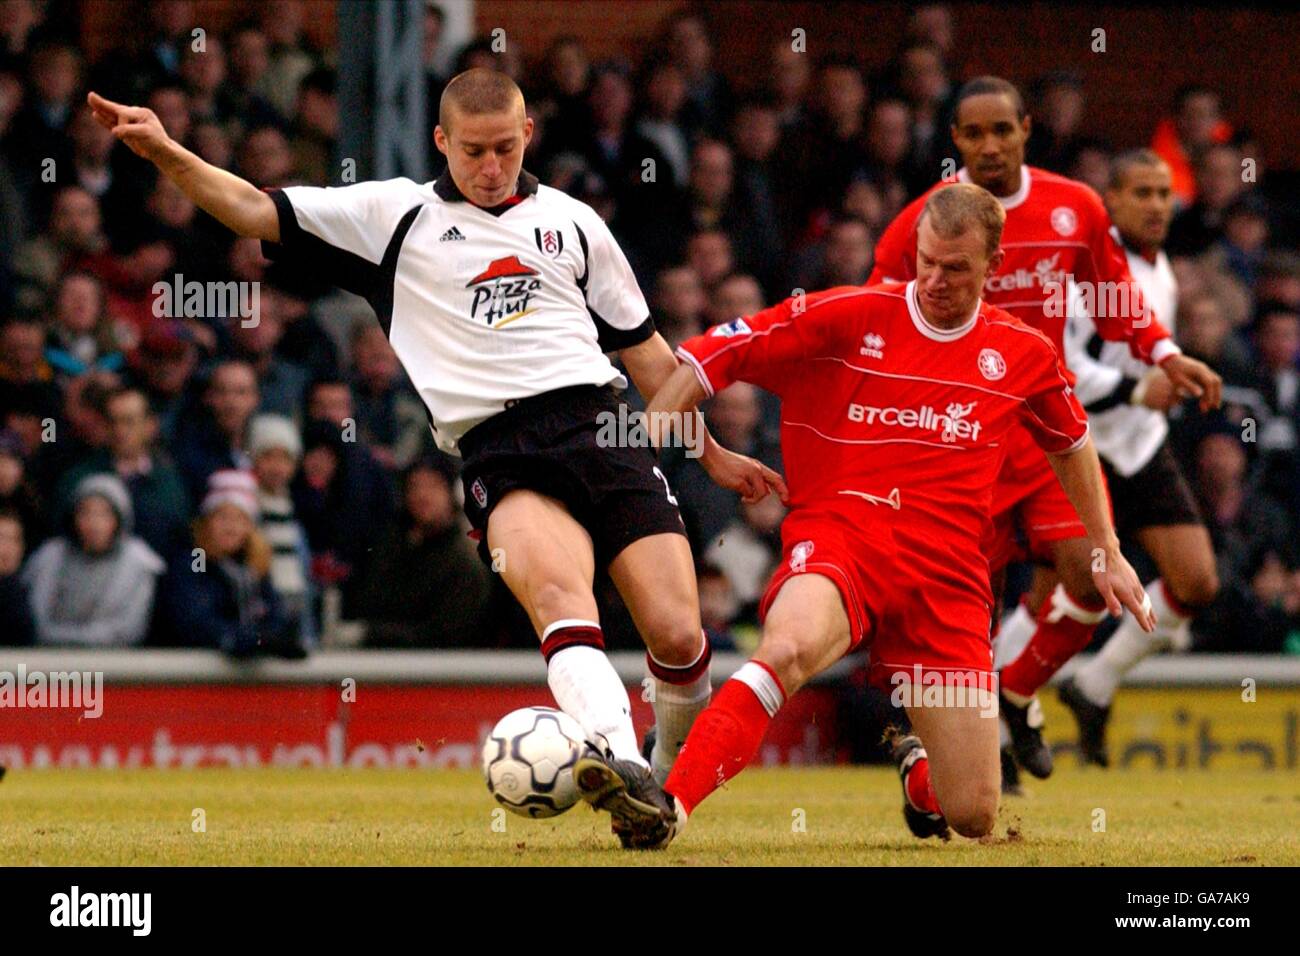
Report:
906,280,981,341
956,164,1031,210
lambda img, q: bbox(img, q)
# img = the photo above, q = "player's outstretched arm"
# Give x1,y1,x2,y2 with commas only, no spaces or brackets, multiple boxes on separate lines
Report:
642,358,787,504
87,91,279,242
1046,436,1155,631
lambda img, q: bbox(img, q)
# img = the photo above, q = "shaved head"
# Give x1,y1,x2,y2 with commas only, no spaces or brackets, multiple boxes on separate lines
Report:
439,67,524,132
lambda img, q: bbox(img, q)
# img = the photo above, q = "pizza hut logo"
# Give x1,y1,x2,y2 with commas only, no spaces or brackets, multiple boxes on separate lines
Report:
790,540,814,573
534,227,564,258
978,348,1006,381
1050,206,1078,236
471,478,488,509
466,256,541,327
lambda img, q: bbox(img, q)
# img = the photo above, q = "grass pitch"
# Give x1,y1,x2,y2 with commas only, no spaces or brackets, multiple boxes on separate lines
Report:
2,766,1297,865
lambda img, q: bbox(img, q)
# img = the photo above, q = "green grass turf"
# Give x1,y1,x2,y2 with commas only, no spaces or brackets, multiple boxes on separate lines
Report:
2,766,1297,865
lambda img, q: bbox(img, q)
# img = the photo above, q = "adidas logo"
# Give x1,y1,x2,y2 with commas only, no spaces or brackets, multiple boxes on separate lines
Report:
440,226,466,242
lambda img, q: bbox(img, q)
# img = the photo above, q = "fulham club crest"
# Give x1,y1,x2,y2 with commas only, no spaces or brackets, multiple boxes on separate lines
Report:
534,227,564,258
978,348,1007,381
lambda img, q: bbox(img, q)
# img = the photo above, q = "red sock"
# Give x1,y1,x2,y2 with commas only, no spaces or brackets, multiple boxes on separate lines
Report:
1001,584,1107,698
664,662,784,815
904,752,942,815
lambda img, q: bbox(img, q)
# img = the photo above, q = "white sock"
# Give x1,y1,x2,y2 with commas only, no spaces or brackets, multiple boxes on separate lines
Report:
1071,580,1191,707
993,601,1036,670
647,640,712,786
544,627,646,767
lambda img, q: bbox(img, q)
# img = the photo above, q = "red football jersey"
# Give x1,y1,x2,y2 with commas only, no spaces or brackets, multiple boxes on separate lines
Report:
676,282,1089,594
868,165,1178,486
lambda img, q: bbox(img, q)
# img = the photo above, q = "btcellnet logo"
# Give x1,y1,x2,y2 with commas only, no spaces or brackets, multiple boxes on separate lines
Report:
50,886,151,936
847,401,982,443
985,253,1066,293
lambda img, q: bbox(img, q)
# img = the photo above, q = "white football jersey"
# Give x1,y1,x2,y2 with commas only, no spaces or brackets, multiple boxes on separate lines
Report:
1064,231,1178,476
265,171,653,454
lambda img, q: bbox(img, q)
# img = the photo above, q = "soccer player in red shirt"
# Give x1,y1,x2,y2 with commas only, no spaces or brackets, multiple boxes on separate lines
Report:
868,77,1221,781
575,183,1154,848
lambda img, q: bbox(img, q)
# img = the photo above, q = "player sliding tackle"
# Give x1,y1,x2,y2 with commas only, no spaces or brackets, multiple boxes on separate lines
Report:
86,73,785,846
577,183,1155,848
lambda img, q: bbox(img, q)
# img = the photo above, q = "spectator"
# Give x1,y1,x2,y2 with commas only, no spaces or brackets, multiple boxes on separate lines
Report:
635,56,690,189
1199,192,1271,292
258,0,319,121
1167,142,1248,256
767,39,811,136
0,506,33,645
349,323,431,471
225,23,286,129
664,381,770,548
658,11,732,136
703,490,785,619
1026,71,1087,174
288,66,335,185
696,561,739,651
227,292,310,420
162,468,302,657
652,265,707,348
0,316,62,426
351,459,493,648
11,185,109,315
43,271,125,380
249,413,315,645
173,359,259,504
127,319,201,443
52,385,190,558
1150,85,1233,208
685,228,734,290
293,406,394,601
23,472,164,646
788,214,873,290
0,428,41,546
1250,306,1300,506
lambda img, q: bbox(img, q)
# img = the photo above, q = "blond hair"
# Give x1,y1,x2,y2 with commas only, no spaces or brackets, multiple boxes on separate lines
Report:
919,183,1006,258
192,513,273,579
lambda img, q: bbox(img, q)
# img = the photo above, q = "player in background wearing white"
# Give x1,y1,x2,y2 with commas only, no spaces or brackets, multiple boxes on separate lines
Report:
87,72,784,845
1052,151,1220,764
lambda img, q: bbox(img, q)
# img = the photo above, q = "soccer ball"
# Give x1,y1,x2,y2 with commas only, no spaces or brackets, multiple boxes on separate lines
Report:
482,706,591,818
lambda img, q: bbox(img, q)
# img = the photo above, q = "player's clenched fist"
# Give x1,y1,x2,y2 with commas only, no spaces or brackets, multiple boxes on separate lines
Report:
87,91,173,163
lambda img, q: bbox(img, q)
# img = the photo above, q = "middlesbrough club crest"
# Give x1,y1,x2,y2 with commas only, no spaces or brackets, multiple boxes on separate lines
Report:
534,227,564,258
978,348,1007,381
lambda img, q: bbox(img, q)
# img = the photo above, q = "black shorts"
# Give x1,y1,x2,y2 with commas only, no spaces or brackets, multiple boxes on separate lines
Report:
458,384,687,569
1102,439,1204,538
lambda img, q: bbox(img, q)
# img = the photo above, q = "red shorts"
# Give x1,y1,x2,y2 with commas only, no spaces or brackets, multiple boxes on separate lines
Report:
758,508,995,692
985,461,1106,572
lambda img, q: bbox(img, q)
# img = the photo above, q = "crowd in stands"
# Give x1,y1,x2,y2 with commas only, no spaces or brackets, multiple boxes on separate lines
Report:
1,1,1297,653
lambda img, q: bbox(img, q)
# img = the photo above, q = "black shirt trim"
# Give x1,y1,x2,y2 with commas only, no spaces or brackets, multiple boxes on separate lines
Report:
432,169,539,215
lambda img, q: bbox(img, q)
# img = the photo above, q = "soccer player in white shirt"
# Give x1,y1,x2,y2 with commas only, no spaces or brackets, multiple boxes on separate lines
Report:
87,70,784,844
1054,151,1221,765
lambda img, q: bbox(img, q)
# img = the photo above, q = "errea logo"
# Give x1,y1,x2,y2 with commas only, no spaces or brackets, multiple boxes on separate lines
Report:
860,332,885,359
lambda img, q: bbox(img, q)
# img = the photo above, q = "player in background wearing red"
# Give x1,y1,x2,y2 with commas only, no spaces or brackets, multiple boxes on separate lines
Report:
868,77,1221,784
576,184,1155,848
